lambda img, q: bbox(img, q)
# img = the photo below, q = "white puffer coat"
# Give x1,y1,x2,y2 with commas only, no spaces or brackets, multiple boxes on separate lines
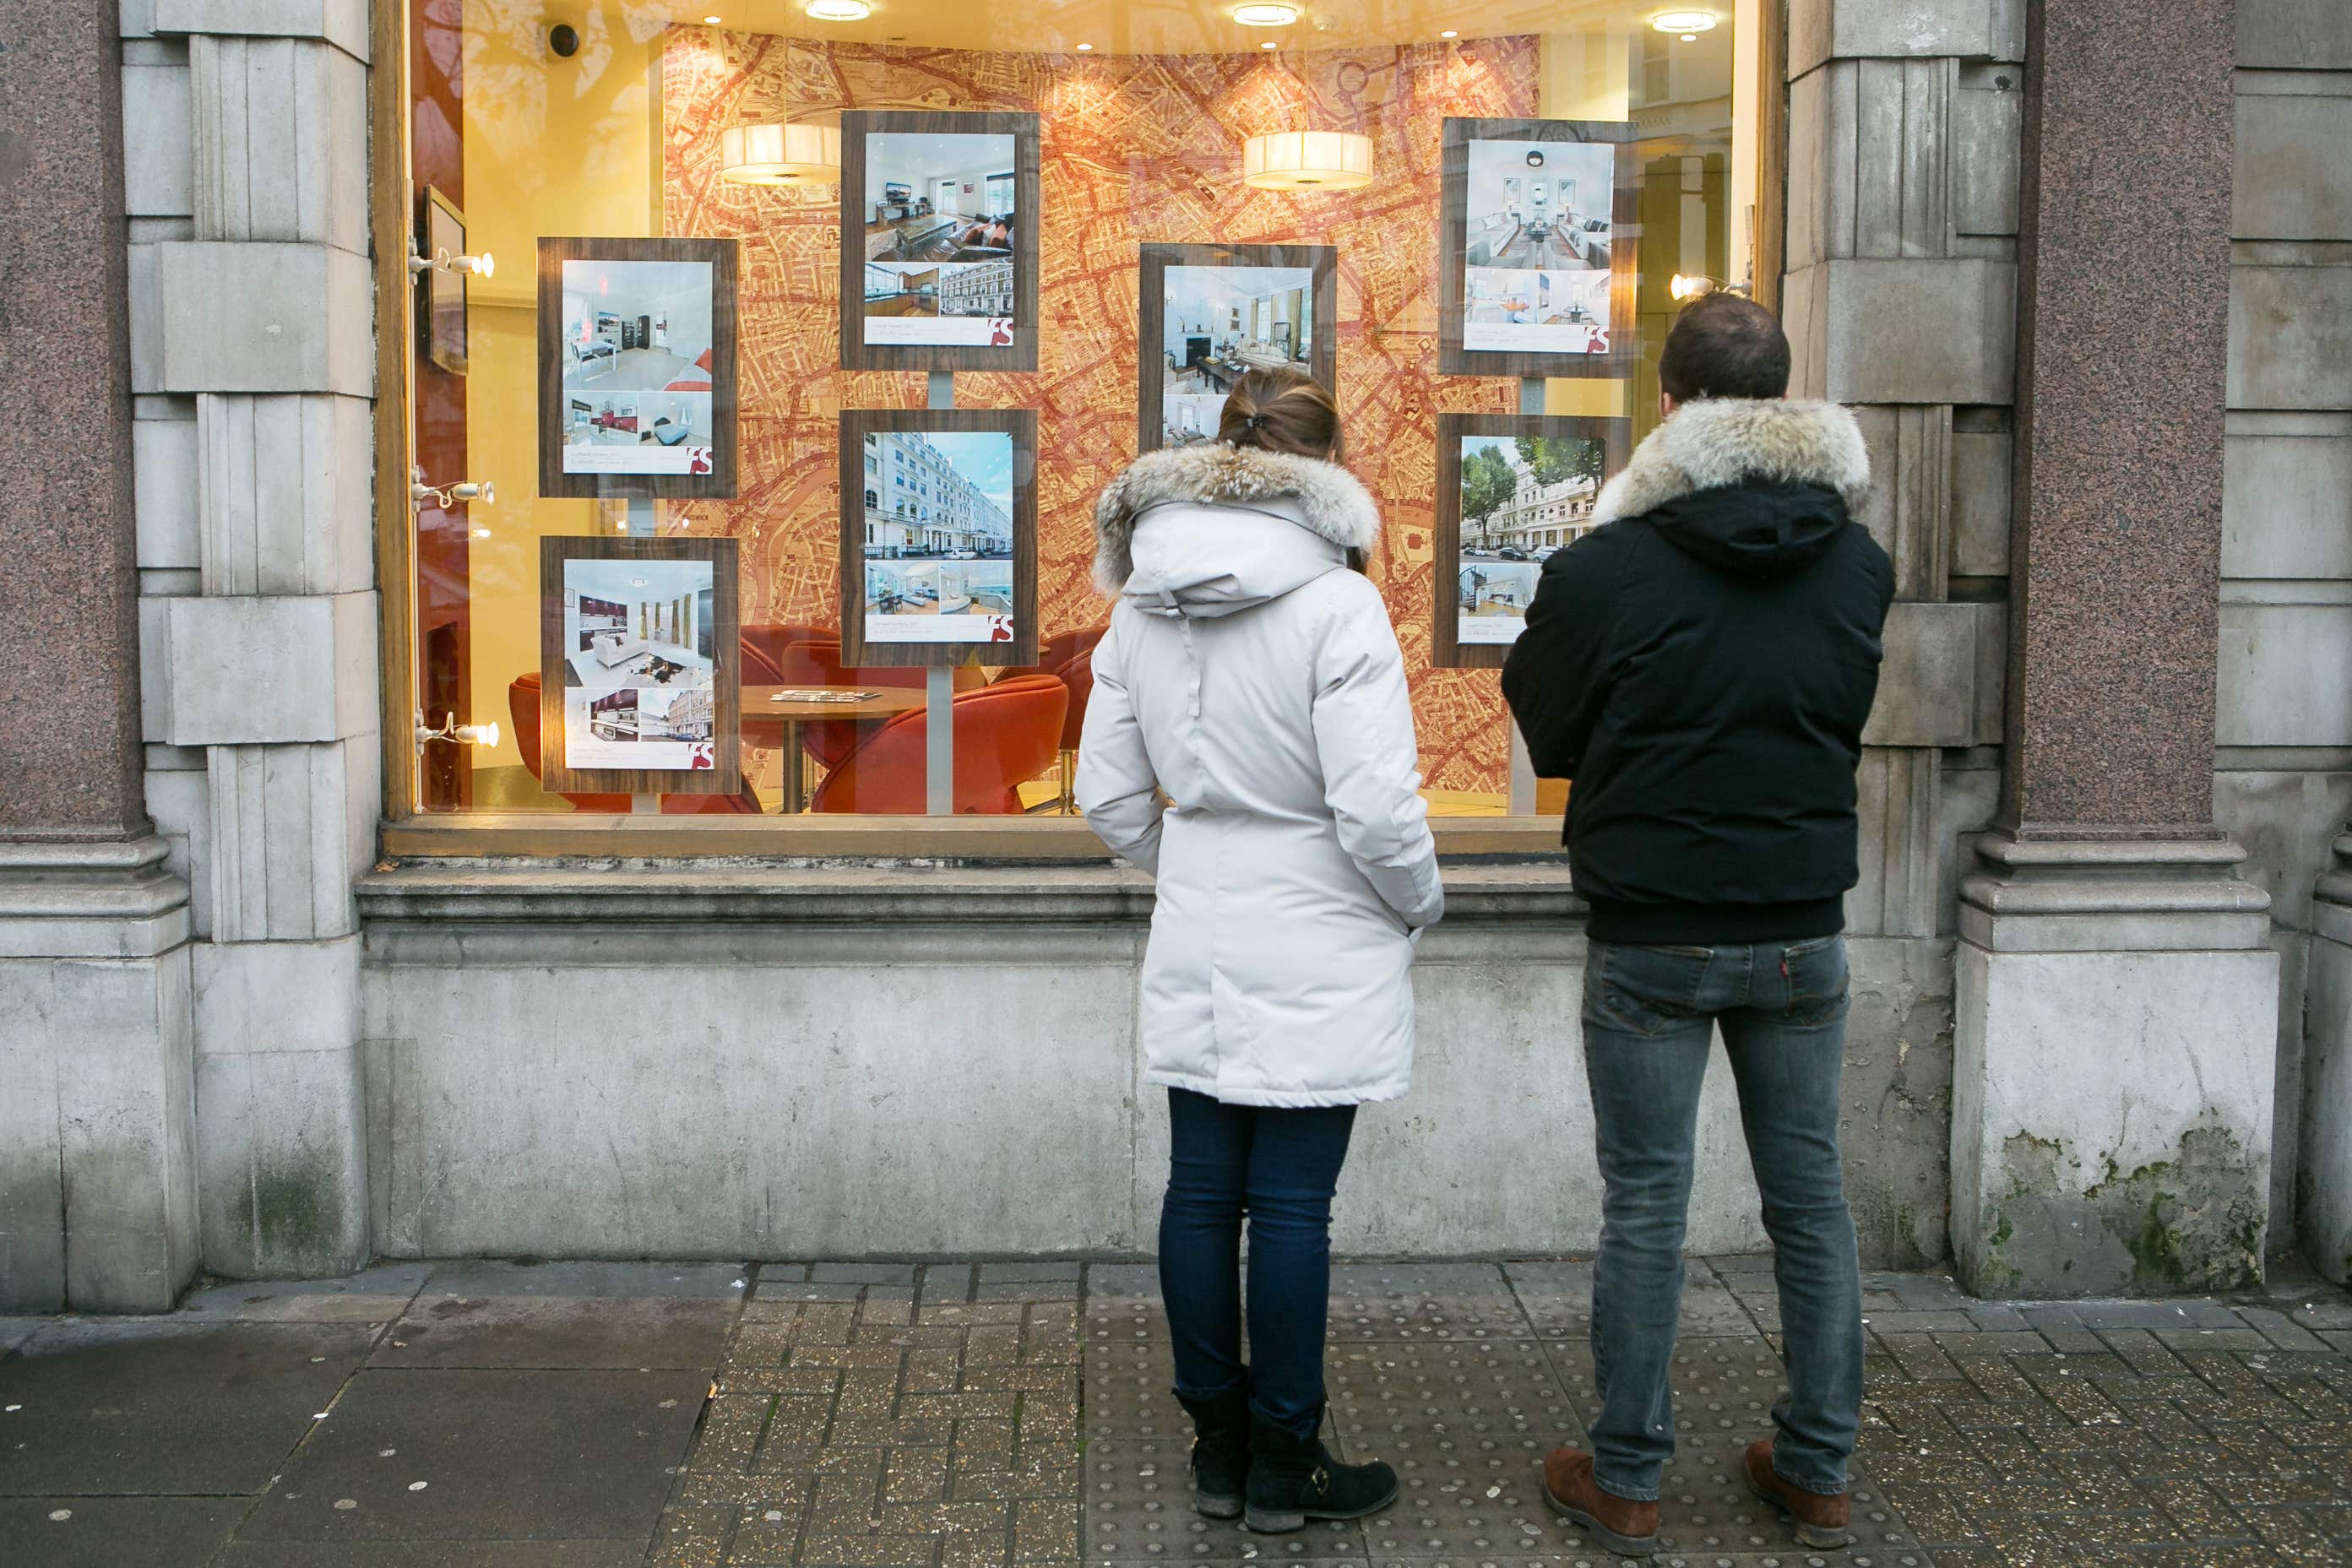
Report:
1077,443,1442,1108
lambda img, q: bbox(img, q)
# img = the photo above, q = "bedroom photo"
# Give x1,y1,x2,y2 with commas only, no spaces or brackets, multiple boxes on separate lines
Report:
558,257,718,475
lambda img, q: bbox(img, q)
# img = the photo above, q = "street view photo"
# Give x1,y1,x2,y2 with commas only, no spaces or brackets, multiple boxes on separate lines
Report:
857,428,1017,643
1456,430,1605,645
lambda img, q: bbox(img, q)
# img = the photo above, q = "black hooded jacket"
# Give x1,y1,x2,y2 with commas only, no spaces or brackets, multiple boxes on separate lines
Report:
1501,398,1894,945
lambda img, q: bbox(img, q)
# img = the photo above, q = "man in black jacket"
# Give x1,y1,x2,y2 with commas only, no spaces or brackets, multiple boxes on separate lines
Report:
1503,293,1893,1560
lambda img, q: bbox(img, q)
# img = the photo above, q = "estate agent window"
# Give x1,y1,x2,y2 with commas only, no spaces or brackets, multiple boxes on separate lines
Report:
388,0,1771,838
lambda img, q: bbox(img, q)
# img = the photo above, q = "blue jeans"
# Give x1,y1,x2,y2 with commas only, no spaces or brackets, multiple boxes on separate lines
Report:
1580,936,1863,1502
1160,1088,1358,1438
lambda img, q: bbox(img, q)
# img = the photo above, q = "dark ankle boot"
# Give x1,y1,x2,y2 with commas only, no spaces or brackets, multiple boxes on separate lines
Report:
1173,1385,1251,1519
1243,1404,1397,1534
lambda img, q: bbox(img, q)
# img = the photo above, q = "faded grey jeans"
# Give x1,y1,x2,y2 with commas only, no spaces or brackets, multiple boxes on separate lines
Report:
1578,935,1863,1502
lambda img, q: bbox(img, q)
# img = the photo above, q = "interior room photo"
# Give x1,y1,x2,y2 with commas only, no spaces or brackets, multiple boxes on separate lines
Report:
1159,265,1313,446
859,132,1017,316
562,560,718,693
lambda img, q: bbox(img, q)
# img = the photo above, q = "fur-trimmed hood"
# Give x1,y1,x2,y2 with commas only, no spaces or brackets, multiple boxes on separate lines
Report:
1092,443,1382,597
1591,398,1871,528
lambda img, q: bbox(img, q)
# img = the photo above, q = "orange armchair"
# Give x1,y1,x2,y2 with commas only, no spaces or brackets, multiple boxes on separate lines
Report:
508,672,761,814
808,674,1068,815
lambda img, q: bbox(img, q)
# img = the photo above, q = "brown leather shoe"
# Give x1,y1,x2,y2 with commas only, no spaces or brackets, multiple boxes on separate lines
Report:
1742,1439,1853,1549
1540,1447,1659,1558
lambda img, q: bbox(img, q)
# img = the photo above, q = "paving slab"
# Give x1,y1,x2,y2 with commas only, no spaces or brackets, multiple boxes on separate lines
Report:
1327,1263,1531,1343
214,1544,651,1566
417,1261,750,1299
0,1320,46,1358
0,1321,378,1495
177,1264,434,1323
235,1366,705,1544
372,1295,738,1370
0,1495,247,1568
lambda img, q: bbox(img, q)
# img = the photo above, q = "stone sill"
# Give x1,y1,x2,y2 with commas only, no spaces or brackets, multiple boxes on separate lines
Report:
377,812,1570,861
356,859,1583,926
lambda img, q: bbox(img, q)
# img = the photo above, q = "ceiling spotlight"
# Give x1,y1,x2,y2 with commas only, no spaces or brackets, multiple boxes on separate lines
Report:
1439,29,1458,38
1233,3,1301,25
1076,41,1092,50
702,14,721,23
803,0,871,19
1649,9,1716,40
1262,40,1278,49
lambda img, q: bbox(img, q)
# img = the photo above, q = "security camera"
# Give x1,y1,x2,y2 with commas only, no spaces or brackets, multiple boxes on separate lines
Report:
549,22,579,57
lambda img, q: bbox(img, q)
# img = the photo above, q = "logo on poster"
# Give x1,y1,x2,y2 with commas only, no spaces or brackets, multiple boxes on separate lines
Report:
1583,328,1610,355
988,318,1014,346
987,615,1014,642
689,447,713,475
690,741,714,769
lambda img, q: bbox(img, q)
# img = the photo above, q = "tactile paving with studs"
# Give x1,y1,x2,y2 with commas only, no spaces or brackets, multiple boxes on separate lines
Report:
1084,1437,1368,1565
1327,1265,1540,1343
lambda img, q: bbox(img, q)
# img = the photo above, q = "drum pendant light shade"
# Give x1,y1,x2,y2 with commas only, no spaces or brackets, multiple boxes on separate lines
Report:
720,122,842,185
1241,128,1374,191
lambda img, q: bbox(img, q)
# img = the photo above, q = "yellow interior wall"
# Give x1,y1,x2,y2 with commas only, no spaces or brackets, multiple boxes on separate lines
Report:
460,0,661,771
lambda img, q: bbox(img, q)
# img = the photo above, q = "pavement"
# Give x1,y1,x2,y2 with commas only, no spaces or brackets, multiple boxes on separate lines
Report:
4,1256,2351,1567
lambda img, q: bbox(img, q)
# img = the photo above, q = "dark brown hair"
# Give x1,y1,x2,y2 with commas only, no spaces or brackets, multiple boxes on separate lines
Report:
1657,291,1792,402
1217,366,1343,463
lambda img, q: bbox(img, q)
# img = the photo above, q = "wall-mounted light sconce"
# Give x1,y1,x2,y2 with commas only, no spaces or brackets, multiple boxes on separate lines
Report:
1668,273,1751,302
413,709,501,753
411,475,496,510
409,247,496,279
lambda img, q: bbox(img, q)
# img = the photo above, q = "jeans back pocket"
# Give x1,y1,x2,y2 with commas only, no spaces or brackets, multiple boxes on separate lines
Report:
1583,941,1711,1038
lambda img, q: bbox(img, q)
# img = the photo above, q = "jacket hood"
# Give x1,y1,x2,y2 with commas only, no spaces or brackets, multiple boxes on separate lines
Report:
1093,443,1382,597
1589,398,1871,576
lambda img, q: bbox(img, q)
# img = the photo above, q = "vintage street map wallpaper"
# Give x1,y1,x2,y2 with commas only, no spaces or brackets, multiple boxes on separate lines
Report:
663,31,1539,795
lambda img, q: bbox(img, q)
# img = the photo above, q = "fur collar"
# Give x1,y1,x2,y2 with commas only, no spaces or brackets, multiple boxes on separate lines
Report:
1591,398,1871,526
1093,443,1381,594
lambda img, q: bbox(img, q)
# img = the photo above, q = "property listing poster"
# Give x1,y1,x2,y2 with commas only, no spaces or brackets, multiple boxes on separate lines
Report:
1454,430,1607,646
1460,138,1616,358
1156,263,1315,448
859,132,1018,349
558,556,720,770
558,258,720,477
857,428,1018,644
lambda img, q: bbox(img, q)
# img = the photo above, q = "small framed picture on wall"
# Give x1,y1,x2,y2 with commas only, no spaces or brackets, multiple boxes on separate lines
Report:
538,535,742,795
1138,242,1337,454
839,110,1041,373
839,408,1039,668
537,236,741,500
419,187,471,375
1438,118,1641,379
1432,411,1632,669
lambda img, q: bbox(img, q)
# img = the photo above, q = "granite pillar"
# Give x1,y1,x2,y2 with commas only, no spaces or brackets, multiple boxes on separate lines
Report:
2308,835,2352,1283
0,0,198,1310
1950,0,2279,1297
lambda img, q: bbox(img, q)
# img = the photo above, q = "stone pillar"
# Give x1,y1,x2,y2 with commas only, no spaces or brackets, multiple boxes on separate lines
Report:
132,0,380,1280
1781,0,2022,1266
2309,837,2352,1281
1949,0,2279,1297
0,0,199,1310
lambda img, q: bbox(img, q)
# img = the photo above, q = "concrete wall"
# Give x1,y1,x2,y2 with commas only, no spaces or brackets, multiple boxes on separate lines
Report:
356,867,1960,1263
2218,1,2352,1262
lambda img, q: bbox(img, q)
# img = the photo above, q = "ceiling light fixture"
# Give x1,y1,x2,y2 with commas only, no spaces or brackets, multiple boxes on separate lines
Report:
1261,40,1277,48
1233,3,1300,25
1076,41,1092,50
1649,9,1717,40
720,121,843,186
702,14,721,23
1439,29,1458,38
1242,128,1375,192
803,0,871,20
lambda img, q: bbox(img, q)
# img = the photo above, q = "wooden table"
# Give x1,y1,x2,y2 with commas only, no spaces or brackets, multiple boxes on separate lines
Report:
747,685,929,813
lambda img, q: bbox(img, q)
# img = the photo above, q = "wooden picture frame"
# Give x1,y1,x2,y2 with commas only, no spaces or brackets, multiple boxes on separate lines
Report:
1437,118,1642,379
538,535,742,795
839,110,1041,373
1137,242,1338,453
537,236,741,500
1432,412,1633,670
839,408,1039,668
420,186,469,375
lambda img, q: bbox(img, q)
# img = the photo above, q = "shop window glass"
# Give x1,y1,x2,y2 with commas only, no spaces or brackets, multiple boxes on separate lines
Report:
399,0,1762,822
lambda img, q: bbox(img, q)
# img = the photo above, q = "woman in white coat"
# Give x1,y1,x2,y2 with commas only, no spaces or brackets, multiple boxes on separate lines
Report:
1078,367,1442,1535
